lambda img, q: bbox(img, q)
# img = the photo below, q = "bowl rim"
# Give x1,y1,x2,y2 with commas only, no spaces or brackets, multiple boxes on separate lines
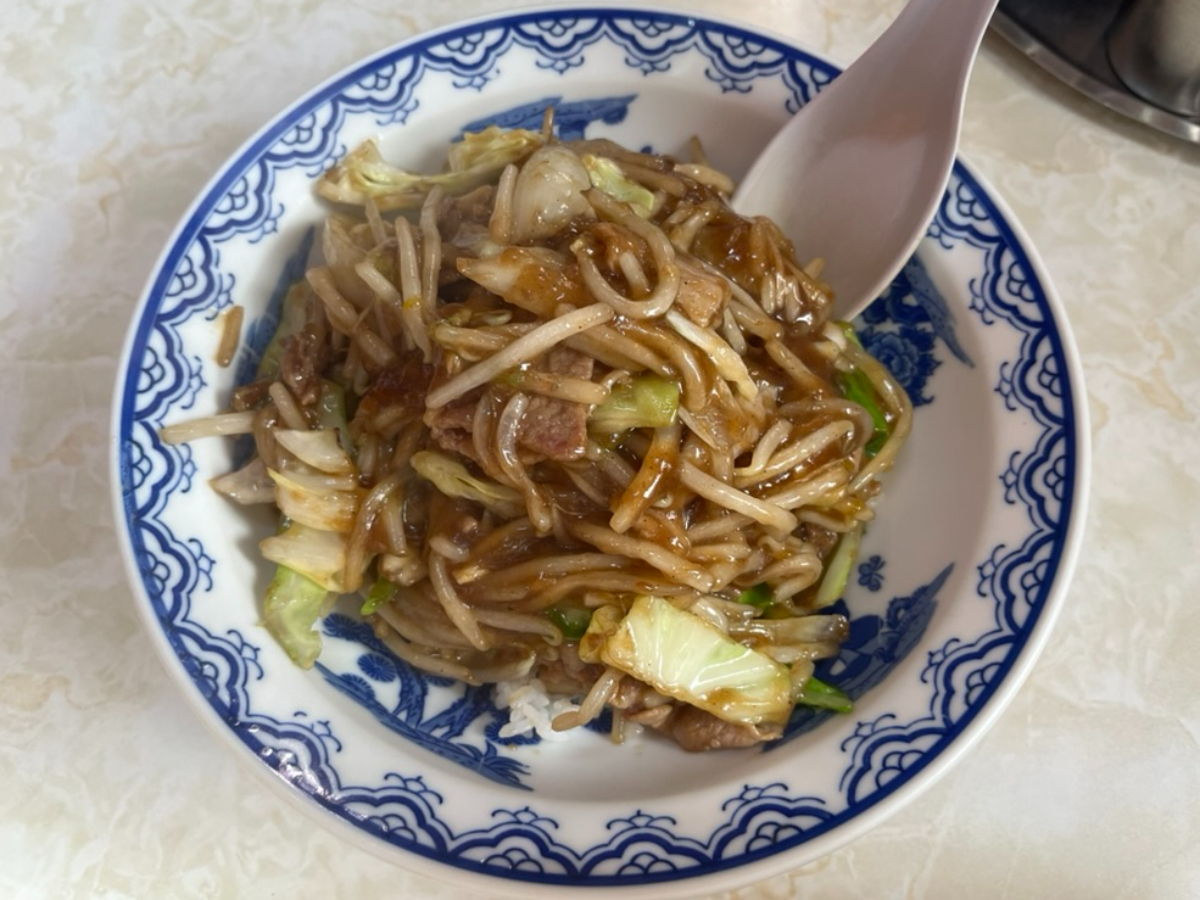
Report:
109,4,1091,896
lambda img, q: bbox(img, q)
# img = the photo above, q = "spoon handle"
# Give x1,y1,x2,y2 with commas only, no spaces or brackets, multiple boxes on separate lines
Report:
821,0,1001,157
733,0,1000,320
839,0,999,103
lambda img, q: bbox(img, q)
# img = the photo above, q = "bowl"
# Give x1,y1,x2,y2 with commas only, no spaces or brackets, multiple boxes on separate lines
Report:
110,6,1089,896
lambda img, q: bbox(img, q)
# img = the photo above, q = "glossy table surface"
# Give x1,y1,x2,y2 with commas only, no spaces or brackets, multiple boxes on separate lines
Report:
3,1,1200,897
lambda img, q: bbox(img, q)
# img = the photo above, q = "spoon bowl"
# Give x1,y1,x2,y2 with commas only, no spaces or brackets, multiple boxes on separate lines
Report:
733,0,1000,319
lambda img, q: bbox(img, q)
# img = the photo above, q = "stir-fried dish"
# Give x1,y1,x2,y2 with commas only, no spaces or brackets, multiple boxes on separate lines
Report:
162,119,912,752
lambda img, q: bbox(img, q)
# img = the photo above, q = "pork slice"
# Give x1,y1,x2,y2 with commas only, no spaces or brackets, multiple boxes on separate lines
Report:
519,347,593,461
280,323,330,406
427,398,479,462
674,260,730,328
356,355,435,424
230,379,272,412
669,705,778,752
534,658,605,697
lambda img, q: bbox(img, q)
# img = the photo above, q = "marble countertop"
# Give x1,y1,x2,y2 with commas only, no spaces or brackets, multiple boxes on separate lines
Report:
4,0,1200,896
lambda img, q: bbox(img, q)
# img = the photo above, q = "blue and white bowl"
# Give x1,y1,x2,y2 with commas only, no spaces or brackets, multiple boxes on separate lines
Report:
111,7,1089,896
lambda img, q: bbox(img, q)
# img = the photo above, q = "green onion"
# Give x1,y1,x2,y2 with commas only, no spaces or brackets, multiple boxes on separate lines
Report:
837,321,862,347
835,323,890,458
547,606,593,641
738,583,774,609
793,676,854,713
836,367,889,457
361,579,397,616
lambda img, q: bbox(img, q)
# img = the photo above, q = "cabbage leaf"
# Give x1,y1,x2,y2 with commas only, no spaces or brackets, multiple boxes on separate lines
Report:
317,128,545,210
580,595,793,726
261,564,336,669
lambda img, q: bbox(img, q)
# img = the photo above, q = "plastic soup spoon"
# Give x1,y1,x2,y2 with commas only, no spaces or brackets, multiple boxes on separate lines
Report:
733,0,1000,320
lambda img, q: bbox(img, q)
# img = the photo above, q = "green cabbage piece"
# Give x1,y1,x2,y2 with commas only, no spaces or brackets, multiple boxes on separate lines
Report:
410,450,523,518
259,521,347,591
588,373,679,434
262,564,335,669
582,595,793,726
317,127,545,210
582,154,656,217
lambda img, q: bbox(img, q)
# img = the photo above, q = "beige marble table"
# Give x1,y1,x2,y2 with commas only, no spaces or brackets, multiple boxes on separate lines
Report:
4,0,1200,896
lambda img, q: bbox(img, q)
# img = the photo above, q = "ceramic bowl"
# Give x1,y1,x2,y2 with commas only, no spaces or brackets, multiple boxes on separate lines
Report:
111,7,1089,896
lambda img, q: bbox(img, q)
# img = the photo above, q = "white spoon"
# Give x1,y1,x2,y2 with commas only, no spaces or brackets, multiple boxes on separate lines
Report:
733,0,1000,320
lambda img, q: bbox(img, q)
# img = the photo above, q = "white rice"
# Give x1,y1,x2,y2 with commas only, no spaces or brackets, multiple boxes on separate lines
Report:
493,675,580,742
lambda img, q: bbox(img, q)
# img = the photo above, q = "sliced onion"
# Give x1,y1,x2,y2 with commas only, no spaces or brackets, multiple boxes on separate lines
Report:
273,429,355,474
511,145,594,244
260,524,347,592
266,466,359,493
209,458,275,505
158,411,256,445
268,469,361,533
733,614,849,645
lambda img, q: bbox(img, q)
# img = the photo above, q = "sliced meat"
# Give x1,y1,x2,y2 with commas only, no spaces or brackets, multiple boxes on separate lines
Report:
280,323,330,406
534,658,605,697
355,355,435,427
691,214,763,297
426,347,593,463
519,346,593,461
520,399,588,460
230,379,272,412
669,705,777,752
427,397,479,462
675,260,730,328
